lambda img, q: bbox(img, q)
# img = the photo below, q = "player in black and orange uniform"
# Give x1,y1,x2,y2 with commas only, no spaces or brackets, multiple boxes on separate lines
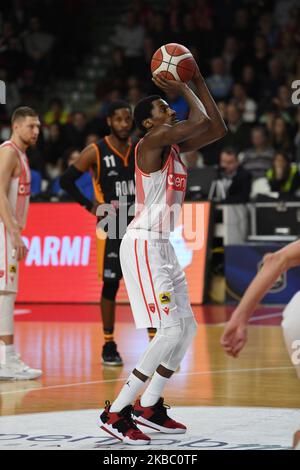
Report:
61,101,156,366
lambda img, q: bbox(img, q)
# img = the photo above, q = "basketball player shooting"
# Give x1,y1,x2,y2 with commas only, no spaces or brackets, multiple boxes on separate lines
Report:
99,53,227,445
0,107,42,380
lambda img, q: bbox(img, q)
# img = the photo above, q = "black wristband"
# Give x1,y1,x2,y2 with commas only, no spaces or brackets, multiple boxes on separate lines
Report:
60,165,94,211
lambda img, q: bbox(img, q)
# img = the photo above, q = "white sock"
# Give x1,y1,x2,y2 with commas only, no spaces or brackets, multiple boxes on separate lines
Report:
140,372,169,407
110,373,146,413
4,344,15,355
0,344,15,365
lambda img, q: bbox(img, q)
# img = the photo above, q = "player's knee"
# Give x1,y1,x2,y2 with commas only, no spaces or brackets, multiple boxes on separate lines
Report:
102,281,120,301
0,293,15,335
158,322,183,345
183,317,197,342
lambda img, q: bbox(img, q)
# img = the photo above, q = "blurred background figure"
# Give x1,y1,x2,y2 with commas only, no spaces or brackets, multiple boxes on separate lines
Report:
266,151,300,199
216,147,252,203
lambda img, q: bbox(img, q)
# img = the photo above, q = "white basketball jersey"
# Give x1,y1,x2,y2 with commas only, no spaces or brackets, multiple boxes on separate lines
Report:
0,140,31,229
128,140,187,236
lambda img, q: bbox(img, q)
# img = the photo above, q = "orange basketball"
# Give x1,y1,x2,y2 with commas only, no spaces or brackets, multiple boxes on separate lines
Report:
151,43,196,82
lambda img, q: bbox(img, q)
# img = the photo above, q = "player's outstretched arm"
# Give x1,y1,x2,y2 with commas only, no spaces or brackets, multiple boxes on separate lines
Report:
221,240,300,357
151,75,211,146
179,66,227,152
60,144,98,214
0,146,28,260
139,76,211,173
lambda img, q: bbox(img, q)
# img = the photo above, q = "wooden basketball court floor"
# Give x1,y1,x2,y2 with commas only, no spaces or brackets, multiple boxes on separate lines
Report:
0,303,300,450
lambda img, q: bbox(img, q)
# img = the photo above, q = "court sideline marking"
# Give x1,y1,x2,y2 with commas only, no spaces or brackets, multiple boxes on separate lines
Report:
0,365,294,396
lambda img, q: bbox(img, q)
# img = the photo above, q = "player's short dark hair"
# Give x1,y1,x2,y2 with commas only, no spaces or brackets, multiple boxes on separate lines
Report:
107,100,131,117
11,106,38,124
134,95,161,131
252,125,268,138
221,146,238,158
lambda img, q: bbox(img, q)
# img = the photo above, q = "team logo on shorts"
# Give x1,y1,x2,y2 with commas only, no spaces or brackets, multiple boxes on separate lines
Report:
159,292,171,304
148,303,155,313
163,307,170,315
0,270,4,278
9,265,17,273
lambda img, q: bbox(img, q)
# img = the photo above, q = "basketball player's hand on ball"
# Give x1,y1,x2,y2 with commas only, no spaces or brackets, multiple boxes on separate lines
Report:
152,74,188,94
220,315,248,358
11,230,28,261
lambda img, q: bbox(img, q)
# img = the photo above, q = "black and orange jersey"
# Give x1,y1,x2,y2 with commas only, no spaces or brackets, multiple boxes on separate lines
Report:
91,136,137,206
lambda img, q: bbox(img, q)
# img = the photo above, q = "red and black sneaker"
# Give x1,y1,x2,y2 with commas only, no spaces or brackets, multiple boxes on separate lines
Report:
99,401,151,445
133,397,187,434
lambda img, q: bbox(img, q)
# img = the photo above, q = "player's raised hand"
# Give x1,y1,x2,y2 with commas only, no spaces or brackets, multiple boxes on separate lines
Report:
152,74,188,94
220,315,248,358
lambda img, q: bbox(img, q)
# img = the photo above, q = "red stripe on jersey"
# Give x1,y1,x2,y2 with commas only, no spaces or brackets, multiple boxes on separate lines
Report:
132,160,146,226
134,239,153,327
4,226,8,285
16,156,27,224
144,240,161,320
135,140,150,177
166,153,176,208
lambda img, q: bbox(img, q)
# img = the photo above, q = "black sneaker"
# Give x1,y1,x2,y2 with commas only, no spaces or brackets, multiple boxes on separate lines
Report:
102,341,123,366
133,397,186,434
99,401,150,445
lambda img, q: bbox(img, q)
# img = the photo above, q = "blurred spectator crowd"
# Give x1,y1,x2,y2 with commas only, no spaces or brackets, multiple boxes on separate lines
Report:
0,0,300,203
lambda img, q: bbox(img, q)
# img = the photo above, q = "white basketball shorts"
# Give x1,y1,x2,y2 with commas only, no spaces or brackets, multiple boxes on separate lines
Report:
0,222,19,293
120,230,194,329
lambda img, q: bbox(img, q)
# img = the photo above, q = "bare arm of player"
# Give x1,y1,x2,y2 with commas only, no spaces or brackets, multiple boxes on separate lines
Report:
60,144,98,214
221,240,300,358
0,146,28,261
139,76,211,173
179,67,227,152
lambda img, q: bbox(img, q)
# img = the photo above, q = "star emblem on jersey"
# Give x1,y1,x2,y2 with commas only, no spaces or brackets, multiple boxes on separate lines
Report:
148,303,155,313
9,265,17,273
159,292,171,304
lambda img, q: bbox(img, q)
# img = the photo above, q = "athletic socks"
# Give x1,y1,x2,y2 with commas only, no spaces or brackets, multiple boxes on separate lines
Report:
110,373,146,413
3,344,15,356
104,328,114,344
147,328,156,341
140,371,169,407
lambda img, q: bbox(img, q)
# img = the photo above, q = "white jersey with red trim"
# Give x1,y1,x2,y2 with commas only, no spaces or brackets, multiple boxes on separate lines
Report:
0,140,31,229
128,140,187,236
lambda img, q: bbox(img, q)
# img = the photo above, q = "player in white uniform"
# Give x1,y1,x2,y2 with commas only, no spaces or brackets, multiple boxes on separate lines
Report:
220,240,300,448
0,107,42,380
99,64,227,445
221,239,300,373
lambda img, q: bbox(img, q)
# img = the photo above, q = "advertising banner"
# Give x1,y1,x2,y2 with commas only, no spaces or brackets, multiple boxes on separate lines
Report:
18,202,211,304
